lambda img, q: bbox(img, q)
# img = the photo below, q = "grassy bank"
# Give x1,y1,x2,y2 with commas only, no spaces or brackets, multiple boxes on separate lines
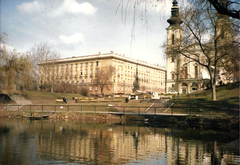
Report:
169,82,239,116
0,82,239,116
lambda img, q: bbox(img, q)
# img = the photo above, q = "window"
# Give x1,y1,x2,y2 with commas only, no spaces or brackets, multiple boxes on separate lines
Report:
90,86,92,91
80,70,82,75
85,69,87,74
90,69,93,74
171,57,174,63
172,84,174,87
80,63,83,67
184,67,188,79
76,63,78,68
90,77,92,83
85,77,87,83
195,65,198,78
71,64,73,68
95,86,98,91
91,62,93,67
172,74,175,80
96,61,99,66
172,34,175,45
85,62,88,67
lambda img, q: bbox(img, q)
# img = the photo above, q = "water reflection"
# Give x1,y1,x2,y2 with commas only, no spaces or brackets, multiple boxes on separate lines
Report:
0,119,239,165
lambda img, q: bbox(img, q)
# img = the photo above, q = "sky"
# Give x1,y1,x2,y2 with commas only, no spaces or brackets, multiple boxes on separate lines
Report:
1,0,174,67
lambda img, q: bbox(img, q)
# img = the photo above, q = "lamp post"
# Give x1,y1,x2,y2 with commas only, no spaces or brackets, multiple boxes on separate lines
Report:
188,74,192,93
51,77,53,93
124,80,125,94
175,72,179,99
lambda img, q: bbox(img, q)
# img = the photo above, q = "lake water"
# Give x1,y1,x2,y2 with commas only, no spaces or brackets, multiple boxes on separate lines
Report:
0,119,239,165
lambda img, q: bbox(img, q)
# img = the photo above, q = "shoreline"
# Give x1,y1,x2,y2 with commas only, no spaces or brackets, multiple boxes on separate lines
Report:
0,110,239,131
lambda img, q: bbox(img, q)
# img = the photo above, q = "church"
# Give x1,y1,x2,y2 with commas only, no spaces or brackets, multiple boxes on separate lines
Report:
165,0,235,94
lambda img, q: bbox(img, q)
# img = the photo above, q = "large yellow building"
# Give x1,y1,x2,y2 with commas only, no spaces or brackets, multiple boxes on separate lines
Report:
38,51,166,95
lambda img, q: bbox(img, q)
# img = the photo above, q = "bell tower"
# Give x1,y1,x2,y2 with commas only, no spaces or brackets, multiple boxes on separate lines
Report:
166,0,183,93
166,0,183,48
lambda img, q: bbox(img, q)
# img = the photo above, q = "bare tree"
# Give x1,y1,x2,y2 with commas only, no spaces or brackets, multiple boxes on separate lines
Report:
28,43,60,90
120,0,239,23
166,2,239,100
141,85,146,91
93,65,116,95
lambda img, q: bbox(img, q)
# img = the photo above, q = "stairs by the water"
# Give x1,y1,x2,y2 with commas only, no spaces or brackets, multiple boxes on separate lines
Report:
3,95,32,111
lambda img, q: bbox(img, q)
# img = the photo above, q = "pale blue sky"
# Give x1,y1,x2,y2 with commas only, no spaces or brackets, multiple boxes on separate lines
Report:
1,0,174,66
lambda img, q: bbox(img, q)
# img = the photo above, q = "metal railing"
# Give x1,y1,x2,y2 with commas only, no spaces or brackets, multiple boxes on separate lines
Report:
0,104,238,117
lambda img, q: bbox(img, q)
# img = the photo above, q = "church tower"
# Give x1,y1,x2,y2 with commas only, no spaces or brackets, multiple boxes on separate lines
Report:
166,0,183,93
216,0,233,45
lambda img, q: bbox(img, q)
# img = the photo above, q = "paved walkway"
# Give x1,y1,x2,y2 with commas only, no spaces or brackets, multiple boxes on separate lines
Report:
142,99,173,113
3,95,32,110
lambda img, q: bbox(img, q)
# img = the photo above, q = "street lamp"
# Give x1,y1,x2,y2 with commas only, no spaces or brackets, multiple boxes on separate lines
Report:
188,74,192,93
174,72,180,99
51,77,53,93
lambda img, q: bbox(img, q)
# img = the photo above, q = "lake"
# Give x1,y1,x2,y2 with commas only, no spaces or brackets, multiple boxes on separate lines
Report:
0,119,239,165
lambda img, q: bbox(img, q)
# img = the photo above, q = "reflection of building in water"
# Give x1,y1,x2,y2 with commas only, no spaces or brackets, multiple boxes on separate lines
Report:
0,120,238,165
35,126,239,165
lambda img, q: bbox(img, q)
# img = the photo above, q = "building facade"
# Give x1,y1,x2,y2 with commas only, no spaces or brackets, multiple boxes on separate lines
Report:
166,0,235,94
38,51,166,95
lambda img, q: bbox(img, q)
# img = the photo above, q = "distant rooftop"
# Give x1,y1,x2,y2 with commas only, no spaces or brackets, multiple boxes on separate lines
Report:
39,51,166,71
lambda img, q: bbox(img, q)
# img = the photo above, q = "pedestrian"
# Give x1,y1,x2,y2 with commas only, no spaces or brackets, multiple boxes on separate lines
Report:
63,96,67,103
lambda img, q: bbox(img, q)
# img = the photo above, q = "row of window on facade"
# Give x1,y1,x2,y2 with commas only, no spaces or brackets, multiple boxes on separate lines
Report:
114,60,163,74
50,61,100,70
171,65,199,80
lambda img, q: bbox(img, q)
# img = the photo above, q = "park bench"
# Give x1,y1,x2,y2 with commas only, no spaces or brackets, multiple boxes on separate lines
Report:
90,100,98,102
56,99,63,103
100,100,110,102
161,96,172,99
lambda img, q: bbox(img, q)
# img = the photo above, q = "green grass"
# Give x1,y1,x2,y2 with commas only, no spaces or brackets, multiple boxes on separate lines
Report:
2,82,239,116
171,82,239,116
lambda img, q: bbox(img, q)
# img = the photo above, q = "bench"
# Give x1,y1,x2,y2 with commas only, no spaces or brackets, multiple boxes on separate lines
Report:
100,100,110,102
56,99,63,103
161,96,172,99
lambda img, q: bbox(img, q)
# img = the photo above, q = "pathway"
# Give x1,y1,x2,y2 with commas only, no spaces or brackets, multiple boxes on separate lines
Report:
3,95,32,110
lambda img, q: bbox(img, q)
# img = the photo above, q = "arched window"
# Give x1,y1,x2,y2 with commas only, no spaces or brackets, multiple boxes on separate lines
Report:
172,34,175,45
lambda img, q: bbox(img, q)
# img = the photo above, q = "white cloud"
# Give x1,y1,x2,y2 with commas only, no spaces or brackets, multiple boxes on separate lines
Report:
59,33,84,45
17,1,45,15
48,0,97,18
63,0,97,15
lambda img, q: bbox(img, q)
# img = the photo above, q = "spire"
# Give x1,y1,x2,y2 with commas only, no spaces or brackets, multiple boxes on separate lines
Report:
173,0,178,6
167,0,182,27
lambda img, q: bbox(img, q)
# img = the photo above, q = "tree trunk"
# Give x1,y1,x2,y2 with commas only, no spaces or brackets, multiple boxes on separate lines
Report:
211,80,217,101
